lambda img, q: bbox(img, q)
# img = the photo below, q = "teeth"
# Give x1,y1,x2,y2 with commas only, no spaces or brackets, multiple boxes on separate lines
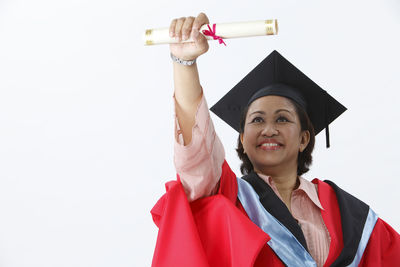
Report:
261,143,279,147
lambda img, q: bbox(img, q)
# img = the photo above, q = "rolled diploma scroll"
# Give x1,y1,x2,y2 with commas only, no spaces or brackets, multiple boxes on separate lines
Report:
143,19,278,45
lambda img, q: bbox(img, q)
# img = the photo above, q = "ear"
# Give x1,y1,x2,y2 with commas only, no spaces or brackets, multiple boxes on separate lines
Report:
240,133,246,154
299,130,310,152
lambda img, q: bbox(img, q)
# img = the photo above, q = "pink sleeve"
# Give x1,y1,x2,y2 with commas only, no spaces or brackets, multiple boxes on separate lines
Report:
173,91,225,202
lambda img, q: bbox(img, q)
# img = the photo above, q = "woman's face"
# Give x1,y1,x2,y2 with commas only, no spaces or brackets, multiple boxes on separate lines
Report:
240,95,310,175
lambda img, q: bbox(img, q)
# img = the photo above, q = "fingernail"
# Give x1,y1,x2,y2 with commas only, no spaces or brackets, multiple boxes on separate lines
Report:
182,34,187,40
170,32,174,37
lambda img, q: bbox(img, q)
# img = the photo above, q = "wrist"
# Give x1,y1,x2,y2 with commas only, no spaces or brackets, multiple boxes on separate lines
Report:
170,53,197,66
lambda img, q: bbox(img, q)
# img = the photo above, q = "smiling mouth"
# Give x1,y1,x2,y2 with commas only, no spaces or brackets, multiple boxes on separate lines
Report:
261,143,279,147
258,143,282,150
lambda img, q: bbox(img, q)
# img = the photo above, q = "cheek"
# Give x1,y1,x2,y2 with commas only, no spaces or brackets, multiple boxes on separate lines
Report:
282,126,302,146
243,127,259,144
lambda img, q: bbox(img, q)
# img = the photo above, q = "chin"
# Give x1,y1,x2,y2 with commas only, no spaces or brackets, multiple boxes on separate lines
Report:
253,158,284,170
251,154,296,172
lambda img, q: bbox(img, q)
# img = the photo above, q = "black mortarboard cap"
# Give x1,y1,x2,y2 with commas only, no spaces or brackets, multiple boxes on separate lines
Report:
210,50,347,148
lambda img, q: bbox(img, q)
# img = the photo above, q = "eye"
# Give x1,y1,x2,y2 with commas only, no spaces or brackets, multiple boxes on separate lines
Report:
276,116,289,123
251,116,264,123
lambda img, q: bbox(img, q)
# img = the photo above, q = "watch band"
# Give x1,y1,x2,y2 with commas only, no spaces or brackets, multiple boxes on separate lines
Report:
170,53,196,66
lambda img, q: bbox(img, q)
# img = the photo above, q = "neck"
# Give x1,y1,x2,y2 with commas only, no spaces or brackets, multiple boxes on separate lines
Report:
255,164,299,210
271,174,299,202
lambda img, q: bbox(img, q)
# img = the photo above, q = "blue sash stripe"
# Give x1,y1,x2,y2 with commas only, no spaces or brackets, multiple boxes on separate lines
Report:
346,208,378,267
237,178,317,267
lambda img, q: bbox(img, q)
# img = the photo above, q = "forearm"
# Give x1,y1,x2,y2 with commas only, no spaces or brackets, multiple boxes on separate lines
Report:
173,61,202,145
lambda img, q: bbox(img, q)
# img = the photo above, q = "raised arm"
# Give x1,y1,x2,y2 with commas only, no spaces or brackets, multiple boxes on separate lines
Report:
169,13,225,201
170,13,209,145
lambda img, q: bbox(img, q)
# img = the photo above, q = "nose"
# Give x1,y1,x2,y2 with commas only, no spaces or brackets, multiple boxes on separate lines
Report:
261,123,279,137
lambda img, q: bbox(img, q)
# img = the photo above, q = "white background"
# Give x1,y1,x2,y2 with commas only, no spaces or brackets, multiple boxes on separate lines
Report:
0,0,399,266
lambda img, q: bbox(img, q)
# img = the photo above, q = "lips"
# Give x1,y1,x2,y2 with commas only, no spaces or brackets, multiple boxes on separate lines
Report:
257,139,283,151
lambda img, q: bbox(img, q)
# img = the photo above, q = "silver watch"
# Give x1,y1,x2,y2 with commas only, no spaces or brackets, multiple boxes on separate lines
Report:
170,53,196,66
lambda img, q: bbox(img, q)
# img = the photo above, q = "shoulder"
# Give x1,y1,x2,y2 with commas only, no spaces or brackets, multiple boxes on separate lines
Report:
312,178,369,207
312,179,382,265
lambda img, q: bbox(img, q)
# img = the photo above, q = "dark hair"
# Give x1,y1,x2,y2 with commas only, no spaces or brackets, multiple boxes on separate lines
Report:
236,98,315,176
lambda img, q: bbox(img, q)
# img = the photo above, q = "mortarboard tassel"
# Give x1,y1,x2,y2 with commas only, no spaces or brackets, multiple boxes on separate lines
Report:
324,91,330,148
325,125,330,148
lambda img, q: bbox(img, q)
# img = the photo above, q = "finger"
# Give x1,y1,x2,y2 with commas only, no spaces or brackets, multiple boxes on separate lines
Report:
174,17,186,41
181,16,195,41
169,19,177,37
192,12,210,31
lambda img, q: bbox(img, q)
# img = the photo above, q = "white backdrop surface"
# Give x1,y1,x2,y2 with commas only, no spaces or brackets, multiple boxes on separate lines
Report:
0,0,399,266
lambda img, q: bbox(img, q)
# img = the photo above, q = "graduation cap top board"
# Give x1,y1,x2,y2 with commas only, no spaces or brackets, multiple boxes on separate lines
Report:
210,50,347,148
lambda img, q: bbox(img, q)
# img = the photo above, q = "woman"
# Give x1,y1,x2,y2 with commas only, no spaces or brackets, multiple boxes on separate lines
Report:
151,13,400,267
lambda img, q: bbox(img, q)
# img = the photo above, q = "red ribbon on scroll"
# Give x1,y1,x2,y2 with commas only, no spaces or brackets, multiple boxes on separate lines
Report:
202,24,227,46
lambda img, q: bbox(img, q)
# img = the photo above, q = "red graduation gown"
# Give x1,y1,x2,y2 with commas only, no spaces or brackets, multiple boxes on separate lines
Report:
151,160,400,266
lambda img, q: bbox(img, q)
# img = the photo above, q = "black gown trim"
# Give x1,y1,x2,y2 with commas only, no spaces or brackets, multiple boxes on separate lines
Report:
324,180,370,266
241,171,309,251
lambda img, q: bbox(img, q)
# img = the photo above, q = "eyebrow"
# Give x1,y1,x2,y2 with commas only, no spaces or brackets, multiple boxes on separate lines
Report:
275,109,292,114
248,109,292,117
248,111,265,116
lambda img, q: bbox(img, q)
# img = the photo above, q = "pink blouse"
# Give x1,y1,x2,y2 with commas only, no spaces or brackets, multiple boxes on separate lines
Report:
173,92,330,267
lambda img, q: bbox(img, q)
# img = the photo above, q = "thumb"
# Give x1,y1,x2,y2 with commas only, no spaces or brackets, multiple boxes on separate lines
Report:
192,28,208,46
